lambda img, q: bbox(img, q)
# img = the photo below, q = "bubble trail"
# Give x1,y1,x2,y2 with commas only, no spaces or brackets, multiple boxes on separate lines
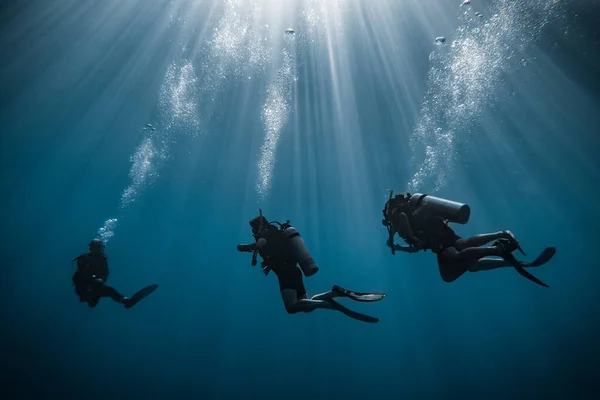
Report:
407,0,564,192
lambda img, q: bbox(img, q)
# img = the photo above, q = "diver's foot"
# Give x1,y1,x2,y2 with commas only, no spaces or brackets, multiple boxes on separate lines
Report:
503,230,525,255
332,285,386,302
332,285,348,297
495,240,515,260
493,238,517,253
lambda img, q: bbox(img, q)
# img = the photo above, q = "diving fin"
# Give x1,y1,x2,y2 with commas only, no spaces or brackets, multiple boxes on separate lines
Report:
124,284,158,309
514,264,549,288
332,285,386,302
522,247,556,268
504,230,526,255
327,299,379,323
497,242,548,288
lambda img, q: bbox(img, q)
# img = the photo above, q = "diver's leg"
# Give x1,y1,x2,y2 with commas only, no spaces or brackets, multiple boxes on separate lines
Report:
454,231,510,250
87,297,100,308
74,284,90,303
450,245,503,263
281,289,335,314
438,246,504,282
276,267,377,317
437,248,469,283
281,290,378,322
311,291,342,301
278,267,335,313
467,258,513,272
94,282,127,304
76,282,103,307
442,245,536,278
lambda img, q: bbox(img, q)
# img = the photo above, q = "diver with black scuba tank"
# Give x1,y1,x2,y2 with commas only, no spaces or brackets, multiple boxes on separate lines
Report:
237,210,386,323
382,191,556,287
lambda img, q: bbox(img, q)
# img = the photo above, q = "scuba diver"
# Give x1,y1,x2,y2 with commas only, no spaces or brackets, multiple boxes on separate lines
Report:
237,211,386,323
382,192,556,287
71,238,158,308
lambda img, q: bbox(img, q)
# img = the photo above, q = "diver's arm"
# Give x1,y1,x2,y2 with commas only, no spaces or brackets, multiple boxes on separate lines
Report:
396,212,424,247
392,244,421,253
237,238,267,252
97,258,109,281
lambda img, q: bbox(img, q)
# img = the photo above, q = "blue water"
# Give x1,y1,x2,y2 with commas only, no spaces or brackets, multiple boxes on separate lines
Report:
1,0,599,398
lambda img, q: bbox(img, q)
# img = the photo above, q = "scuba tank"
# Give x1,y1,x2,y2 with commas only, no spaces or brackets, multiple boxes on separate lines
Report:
281,225,319,277
408,193,471,224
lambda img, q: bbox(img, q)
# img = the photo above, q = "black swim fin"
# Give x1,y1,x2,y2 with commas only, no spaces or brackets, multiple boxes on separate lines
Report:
327,299,379,323
514,264,549,288
497,243,548,288
504,230,526,255
124,284,158,309
332,285,386,302
522,247,556,268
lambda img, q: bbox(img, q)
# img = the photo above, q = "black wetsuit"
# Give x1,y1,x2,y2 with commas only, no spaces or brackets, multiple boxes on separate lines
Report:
387,199,461,254
256,226,307,297
419,216,461,254
72,252,124,307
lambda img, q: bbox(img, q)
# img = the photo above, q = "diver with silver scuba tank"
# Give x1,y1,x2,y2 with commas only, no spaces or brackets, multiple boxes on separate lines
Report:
382,191,556,287
237,210,386,323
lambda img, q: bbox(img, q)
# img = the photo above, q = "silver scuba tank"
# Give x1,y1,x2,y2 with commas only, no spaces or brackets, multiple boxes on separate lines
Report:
282,226,319,277
408,193,471,224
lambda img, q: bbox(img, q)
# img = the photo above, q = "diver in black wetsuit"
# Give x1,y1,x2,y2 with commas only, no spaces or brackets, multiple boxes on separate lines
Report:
237,212,386,323
382,192,556,287
72,239,158,308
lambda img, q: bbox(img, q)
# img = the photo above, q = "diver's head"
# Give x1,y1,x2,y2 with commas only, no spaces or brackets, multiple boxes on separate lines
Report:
396,192,411,201
394,193,413,208
249,216,269,237
384,193,410,219
88,238,105,253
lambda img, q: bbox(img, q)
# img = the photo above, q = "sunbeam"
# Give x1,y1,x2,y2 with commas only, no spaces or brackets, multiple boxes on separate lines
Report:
2,0,600,398
408,0,565,192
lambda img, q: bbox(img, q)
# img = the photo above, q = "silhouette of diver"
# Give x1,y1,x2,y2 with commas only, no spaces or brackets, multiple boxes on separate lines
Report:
72,239,158,308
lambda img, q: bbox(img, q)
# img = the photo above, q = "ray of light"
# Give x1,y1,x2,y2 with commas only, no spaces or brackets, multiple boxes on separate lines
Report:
2,0,600,395
407,0,566,193
96,0,217,242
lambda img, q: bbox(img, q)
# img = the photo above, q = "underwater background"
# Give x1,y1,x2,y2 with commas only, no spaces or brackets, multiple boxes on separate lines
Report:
1,0,599,398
